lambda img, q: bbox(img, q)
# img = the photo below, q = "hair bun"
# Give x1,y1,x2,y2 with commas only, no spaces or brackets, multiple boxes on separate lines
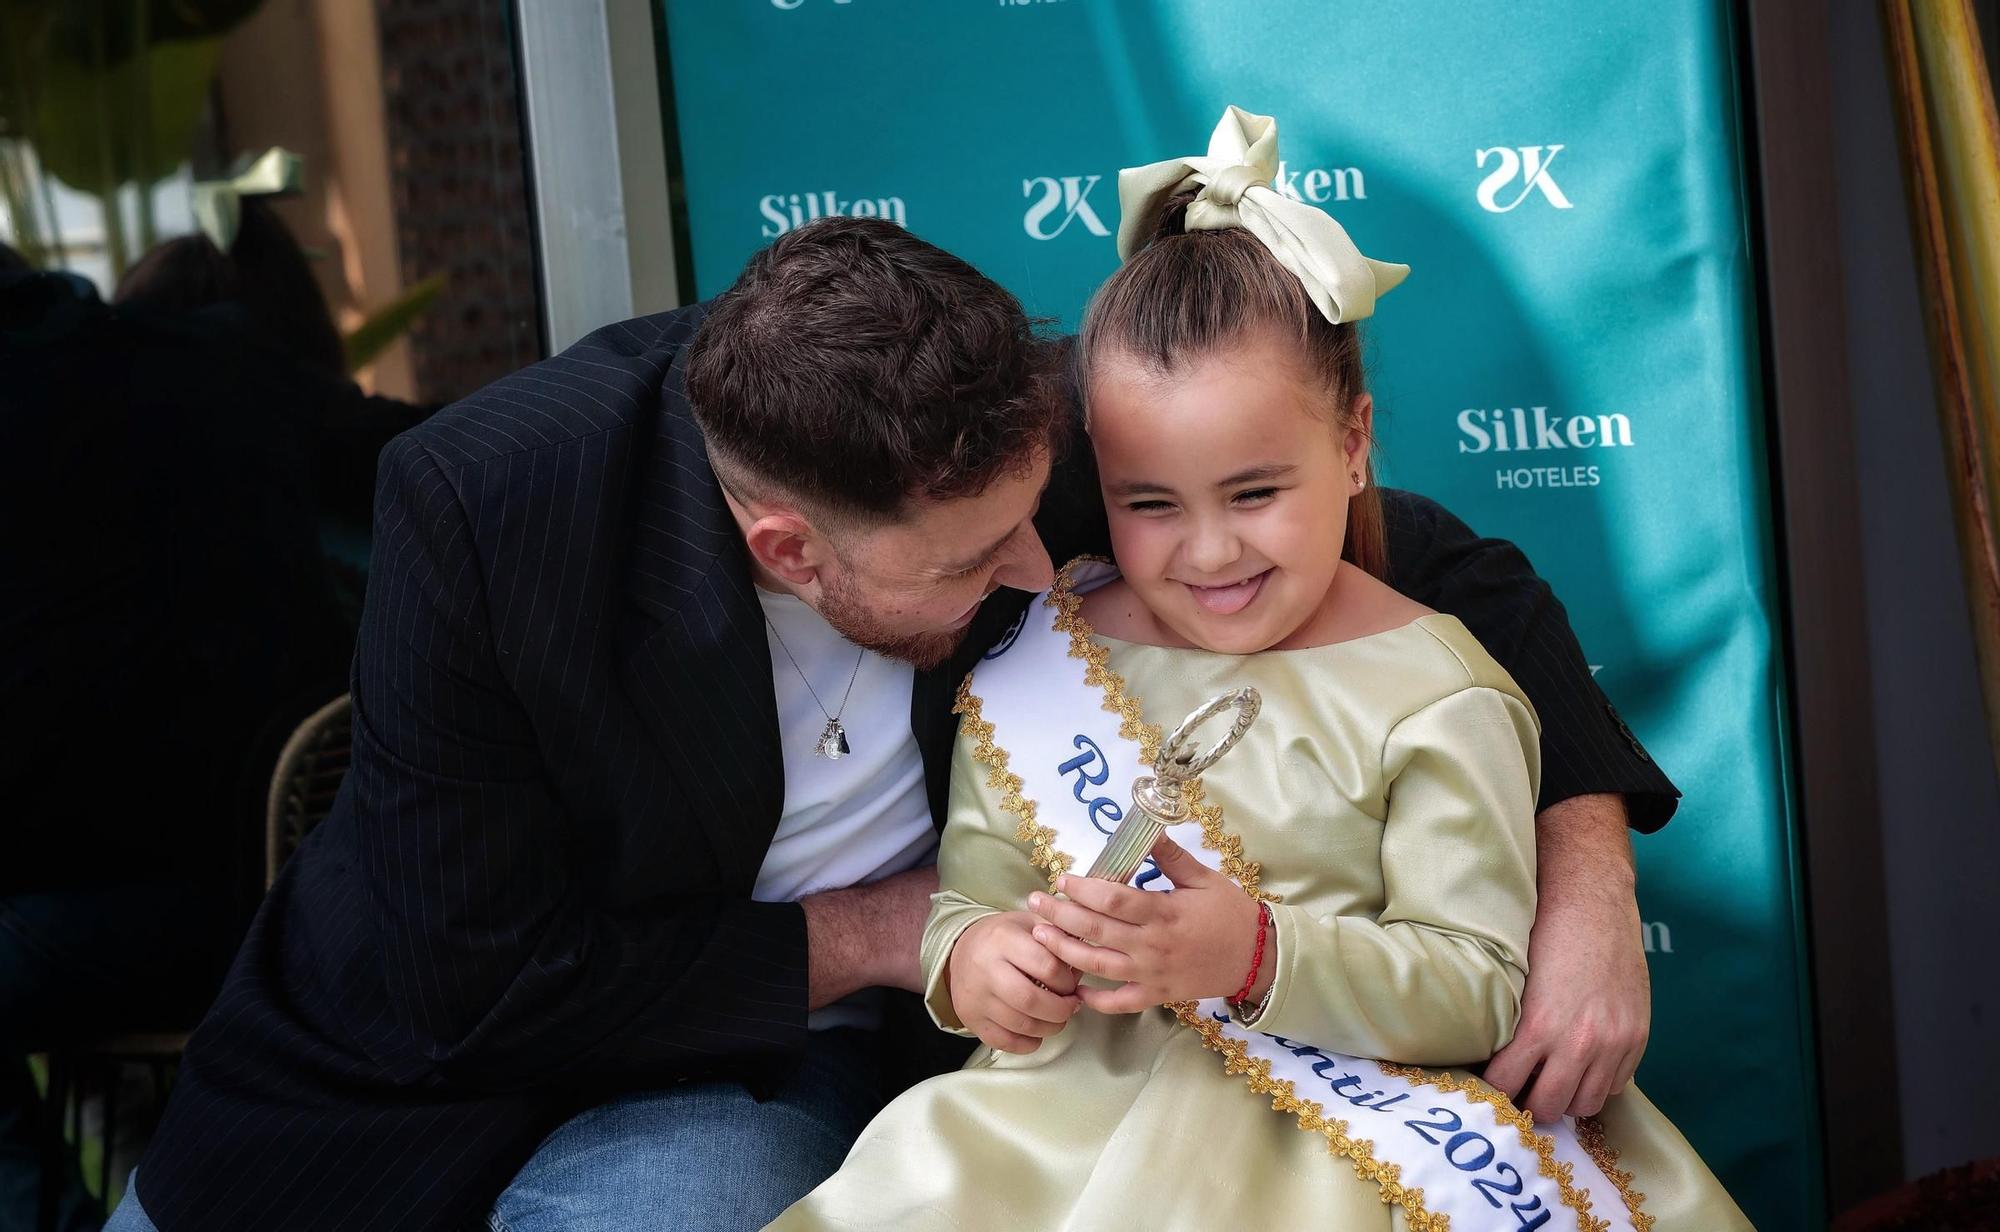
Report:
1148,190,1202,245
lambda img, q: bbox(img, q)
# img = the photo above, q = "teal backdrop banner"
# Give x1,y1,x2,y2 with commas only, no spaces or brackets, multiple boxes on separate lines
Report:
659,3,1819,1225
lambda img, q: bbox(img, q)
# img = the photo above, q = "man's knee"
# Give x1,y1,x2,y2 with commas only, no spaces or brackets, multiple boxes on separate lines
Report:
490,1083,856,1232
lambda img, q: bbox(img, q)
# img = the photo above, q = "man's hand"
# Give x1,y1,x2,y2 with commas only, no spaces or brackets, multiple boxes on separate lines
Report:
799,865,938,1008
1026,836,1266,1014
945,912,1081,1054
1483,793,1650,1122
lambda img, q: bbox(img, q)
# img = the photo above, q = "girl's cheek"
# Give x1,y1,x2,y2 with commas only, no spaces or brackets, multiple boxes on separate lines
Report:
1115,521,1173,577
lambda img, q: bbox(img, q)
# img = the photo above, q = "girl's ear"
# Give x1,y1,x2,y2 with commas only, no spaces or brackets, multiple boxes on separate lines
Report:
1343,392,1375,488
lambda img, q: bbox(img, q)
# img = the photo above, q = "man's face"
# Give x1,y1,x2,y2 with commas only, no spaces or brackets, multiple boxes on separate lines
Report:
812,449,1056,669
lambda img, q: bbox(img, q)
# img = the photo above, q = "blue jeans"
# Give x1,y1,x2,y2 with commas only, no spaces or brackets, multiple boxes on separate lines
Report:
98,1177,152,1232
488,1028,885,1232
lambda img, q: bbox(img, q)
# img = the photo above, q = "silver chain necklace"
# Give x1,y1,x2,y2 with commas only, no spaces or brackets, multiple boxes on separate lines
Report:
765,618,864,759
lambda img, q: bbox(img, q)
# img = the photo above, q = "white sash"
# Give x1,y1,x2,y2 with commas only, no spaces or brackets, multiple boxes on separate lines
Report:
960,561,1646,1232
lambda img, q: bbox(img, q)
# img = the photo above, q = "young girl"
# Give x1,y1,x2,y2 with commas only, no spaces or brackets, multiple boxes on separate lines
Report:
773,108,1749,1232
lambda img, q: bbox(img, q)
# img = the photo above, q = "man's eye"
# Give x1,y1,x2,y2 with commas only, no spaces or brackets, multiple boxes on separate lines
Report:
1232,488,1279,505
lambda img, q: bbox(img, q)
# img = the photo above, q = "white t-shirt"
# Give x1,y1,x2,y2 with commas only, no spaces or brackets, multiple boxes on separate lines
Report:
752,586,937,1030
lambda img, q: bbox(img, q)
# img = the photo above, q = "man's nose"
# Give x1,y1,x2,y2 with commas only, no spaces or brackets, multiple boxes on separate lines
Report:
996,524,1055,594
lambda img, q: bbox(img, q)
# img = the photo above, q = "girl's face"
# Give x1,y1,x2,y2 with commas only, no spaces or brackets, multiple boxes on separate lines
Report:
1089,332,1369,655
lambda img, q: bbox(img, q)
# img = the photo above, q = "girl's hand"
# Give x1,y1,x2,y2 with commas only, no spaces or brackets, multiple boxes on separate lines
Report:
1027,836,1268,1014
946,911,1083,1053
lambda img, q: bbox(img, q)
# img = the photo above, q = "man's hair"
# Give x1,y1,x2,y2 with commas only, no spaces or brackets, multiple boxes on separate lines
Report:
686,217,1067,519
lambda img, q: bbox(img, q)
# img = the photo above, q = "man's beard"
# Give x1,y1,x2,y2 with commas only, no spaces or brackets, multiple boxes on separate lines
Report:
816,570,973,671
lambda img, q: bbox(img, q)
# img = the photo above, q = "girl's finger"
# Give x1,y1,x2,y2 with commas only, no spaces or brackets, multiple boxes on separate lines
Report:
1051,874,1156,923
1001,968,1082,1025
1009,937,1080,995
1032,926,1136,982
1146,835,1213,885
1028,892,1140,950
981,1026,1041,1055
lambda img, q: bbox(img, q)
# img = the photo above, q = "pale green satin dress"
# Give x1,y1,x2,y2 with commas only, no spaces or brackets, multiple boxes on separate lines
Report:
773,612,1751,1231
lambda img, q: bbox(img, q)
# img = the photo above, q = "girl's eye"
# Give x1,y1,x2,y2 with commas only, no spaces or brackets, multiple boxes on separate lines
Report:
1232,488,1279,506
1126,500,1176,515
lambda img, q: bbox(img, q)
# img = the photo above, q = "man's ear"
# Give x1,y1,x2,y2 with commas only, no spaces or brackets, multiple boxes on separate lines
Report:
743,512,826,586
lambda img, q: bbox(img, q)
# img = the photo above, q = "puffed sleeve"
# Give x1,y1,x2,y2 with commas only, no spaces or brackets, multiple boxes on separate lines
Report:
1248,684,1541,1066
919,712,1058,1034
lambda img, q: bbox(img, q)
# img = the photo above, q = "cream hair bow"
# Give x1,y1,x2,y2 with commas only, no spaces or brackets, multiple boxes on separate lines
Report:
1116,106,1409,325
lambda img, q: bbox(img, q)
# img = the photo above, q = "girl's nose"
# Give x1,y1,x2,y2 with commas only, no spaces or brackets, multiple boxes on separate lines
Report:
1184,516,1241,576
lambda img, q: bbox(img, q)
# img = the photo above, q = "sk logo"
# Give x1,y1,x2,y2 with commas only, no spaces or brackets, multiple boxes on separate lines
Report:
1475,145,1574,213
1022,175,1111,240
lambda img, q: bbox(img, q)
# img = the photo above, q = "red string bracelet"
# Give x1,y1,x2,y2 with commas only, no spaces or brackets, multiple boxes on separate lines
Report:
1230,901,1272,1003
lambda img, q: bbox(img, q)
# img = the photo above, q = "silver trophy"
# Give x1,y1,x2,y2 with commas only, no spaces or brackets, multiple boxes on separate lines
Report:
1084,687,1262,884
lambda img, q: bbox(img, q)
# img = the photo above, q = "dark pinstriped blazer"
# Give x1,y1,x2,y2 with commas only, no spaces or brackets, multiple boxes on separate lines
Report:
132,303,1675,1230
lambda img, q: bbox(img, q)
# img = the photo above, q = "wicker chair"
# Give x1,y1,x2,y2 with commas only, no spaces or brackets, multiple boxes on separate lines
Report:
36,694,354,1231
265,693,354,884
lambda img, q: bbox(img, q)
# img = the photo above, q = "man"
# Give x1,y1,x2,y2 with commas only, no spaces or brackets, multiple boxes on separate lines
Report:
112,219,1673,1231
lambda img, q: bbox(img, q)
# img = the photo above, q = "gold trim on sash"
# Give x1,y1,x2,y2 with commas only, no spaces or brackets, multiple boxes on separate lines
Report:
1575,1117,1655,1232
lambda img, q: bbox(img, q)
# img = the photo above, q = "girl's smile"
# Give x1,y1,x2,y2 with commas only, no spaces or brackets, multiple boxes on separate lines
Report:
1181,568,1271,615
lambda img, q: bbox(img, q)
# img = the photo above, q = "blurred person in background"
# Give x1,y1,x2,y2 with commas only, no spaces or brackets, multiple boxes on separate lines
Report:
0,200,428,1229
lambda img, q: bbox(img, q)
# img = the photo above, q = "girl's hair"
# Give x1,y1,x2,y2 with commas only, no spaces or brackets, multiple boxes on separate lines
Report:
1076,191,1386,579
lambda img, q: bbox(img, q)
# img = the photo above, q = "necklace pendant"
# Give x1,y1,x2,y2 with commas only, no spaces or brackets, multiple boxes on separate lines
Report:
815,718,851,760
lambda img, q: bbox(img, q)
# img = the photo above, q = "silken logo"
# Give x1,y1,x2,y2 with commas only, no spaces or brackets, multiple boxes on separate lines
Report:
1022,175,1111,240
1457,406,1631,453
1460,405,1633,491
1475,144,1573,212
770,0,851,9
1024,157,1365,241
760,190,907,237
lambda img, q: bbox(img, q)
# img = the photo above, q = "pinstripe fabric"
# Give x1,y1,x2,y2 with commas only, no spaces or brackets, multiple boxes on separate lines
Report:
134,304,822,1231
130,303,1674,1231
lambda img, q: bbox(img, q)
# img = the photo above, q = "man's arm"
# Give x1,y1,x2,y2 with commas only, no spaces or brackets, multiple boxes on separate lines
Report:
1483,793,1650,1119
800,866,936,1006
353,435,818,1091
1380,490,1662,1116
